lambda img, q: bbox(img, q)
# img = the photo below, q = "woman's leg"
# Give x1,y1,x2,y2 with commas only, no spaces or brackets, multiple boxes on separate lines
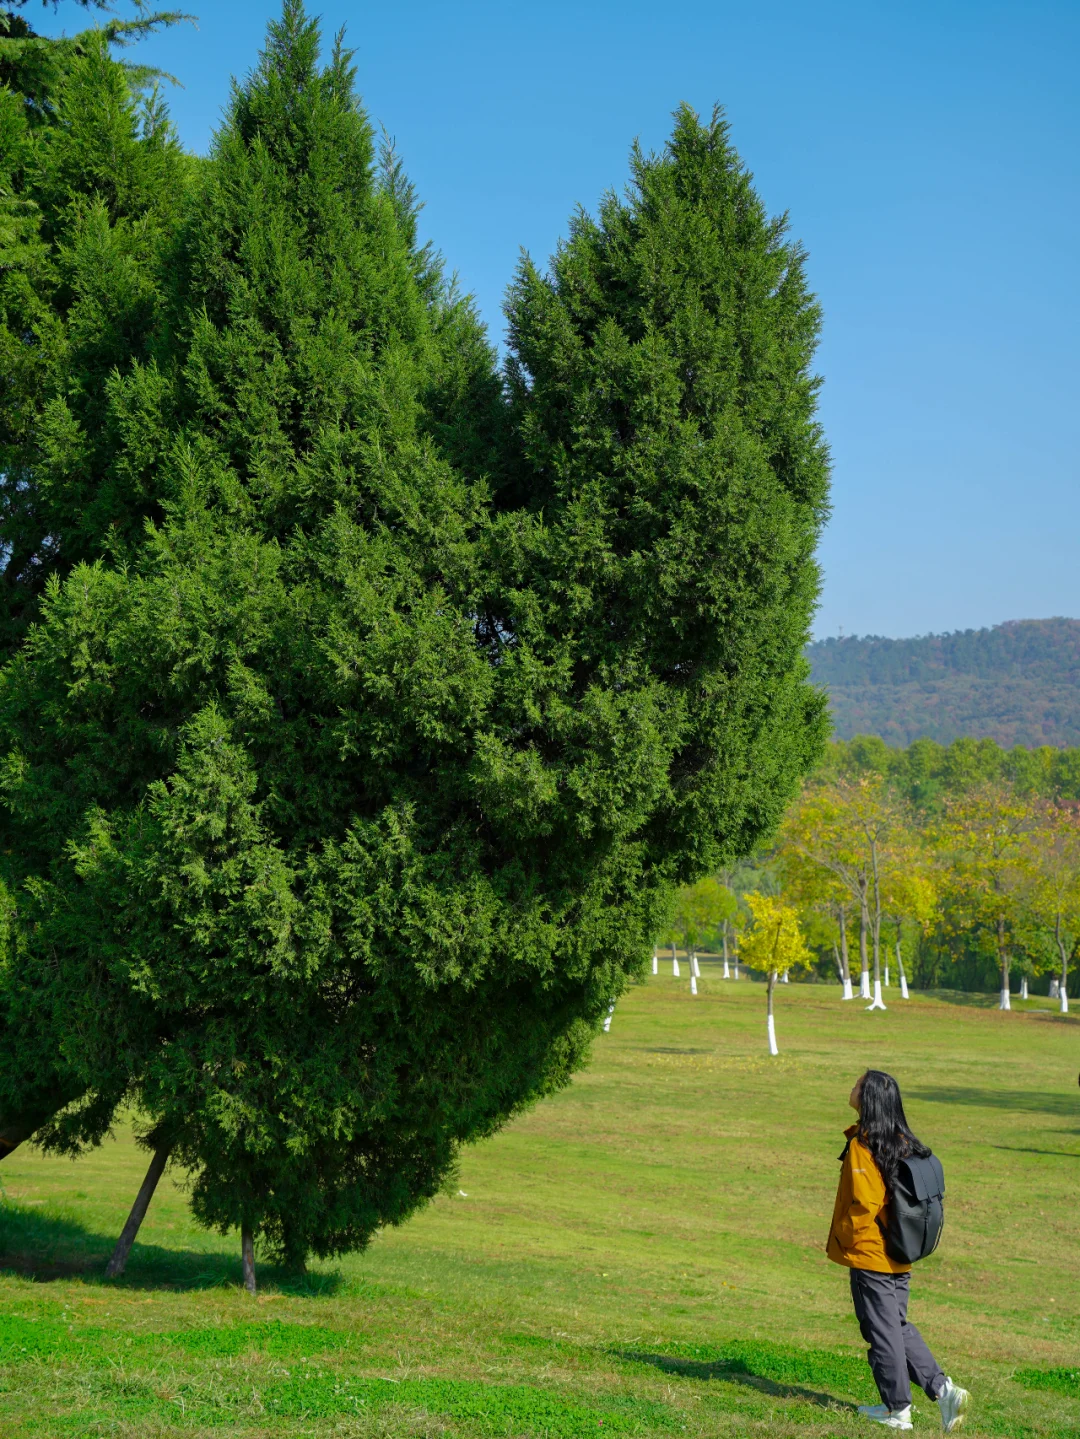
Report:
894,1274,946,1400
849,1269,912,1410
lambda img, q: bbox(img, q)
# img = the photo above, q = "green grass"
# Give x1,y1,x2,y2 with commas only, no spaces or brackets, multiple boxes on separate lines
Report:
0,970,1077,1436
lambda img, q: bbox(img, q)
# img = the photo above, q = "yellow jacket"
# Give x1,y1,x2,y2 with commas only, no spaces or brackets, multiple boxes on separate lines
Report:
826,1124,911,1274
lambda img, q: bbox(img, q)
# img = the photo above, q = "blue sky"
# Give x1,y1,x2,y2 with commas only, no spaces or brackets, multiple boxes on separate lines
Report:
42,0,1080,639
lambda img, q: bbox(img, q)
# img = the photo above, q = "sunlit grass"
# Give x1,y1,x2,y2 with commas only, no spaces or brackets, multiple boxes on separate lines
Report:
0,970,1077,1435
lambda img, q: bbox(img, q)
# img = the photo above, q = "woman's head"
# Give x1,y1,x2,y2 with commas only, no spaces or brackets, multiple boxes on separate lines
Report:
849,1068,929,1189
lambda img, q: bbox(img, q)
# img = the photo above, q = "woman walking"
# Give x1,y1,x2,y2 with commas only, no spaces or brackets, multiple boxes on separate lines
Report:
827,1069,970,1432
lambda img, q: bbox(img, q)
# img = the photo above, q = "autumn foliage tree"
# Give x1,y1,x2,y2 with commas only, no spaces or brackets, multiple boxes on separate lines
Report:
739,893,809,1054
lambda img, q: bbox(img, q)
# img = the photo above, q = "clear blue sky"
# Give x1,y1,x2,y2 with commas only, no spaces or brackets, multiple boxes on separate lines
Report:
42,0,1080,639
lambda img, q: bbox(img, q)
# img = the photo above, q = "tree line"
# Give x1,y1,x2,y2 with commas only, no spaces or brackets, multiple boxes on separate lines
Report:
667,734,1080,1026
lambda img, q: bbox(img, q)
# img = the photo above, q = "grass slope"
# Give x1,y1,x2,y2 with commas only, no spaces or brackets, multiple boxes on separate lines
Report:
0,972,1077,1436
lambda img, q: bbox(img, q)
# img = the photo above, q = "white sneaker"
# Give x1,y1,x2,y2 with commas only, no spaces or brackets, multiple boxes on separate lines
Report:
937,1377,970,1433
858,1403,913,1430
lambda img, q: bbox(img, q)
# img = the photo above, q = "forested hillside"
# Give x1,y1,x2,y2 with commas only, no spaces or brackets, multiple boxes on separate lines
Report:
807,618,1080,747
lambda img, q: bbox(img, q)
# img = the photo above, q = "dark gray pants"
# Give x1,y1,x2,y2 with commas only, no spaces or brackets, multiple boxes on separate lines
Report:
849,1269,946,1410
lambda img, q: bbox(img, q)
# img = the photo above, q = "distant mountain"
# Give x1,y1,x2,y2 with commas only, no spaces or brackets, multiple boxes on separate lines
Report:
806,618,1080,748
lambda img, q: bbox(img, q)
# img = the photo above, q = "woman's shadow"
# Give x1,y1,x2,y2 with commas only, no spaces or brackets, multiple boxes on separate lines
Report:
613,1347,860,1412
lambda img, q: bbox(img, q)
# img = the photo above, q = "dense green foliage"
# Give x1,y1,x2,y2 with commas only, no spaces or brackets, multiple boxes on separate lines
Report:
0,4,828,1265
822,732,1080,806
808,618,1080,747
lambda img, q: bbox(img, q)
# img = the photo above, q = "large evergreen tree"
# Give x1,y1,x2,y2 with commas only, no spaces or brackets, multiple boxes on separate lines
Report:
0,6,828,1272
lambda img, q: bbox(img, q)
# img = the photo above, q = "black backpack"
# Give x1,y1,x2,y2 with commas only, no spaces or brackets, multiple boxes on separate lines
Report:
884,1153,945,1263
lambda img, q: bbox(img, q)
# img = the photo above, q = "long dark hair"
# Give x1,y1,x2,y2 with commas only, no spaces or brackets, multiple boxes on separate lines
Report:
857,1069,930,1192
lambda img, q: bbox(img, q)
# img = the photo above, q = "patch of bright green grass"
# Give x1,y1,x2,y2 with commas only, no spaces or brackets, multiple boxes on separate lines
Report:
1014,1368,1080,1399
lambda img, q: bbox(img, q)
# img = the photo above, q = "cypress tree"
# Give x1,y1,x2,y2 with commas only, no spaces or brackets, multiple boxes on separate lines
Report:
0,13,828,1275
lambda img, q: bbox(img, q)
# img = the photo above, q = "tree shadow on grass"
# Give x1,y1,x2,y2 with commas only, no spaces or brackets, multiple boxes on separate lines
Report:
612,1349,857,1413
907,1086,1080,1117
0,1200,342,1294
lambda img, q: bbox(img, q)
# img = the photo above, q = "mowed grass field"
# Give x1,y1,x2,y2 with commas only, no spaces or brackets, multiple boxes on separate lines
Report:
0,972,1077,1438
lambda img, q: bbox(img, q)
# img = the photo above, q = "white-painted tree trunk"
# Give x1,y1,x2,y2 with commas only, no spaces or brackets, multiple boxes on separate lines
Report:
733,962,739,979
781,971,788,983
672,957,680,977
900,973,909,999
690,974,698,995
842,977,854,1001
767,1013,778,1056
860,970,871,999
884,965,889,987
691,952,701,979
866,980,886,1011
602,1002,615,1032
1062,990,1070,1013
999,987,1011,1010
723,959,730,978
1020,977,1028,1001
1049,977,1060,999
652,948,658,976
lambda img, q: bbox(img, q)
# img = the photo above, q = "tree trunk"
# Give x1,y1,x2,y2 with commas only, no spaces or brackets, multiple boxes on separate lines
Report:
896,938,909,999
869,840,883,996
652,947,658,976
1055,916,1070,1014
858,888,871,999
838,908,853,999
691,950,701,978
998,915,1011,1010
603,1001,615,1031
671,940,679,978
884,964,889,987
0,1091,76,1162
689,972,698,995
767,970,778,1056
733,933,739,979
104,1143,171,1280
1020,976,1028,1001
242,1226,256,1294
866,881,886,1009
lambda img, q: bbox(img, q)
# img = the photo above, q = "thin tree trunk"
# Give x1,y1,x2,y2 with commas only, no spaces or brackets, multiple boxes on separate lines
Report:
105,1143,171,1280
896,937,909,999
242,1226,256,1294
833,941,842,981
0,1091,76,1162
733,933,739,979
652,946,658,976
998,915,1011,1010
671,940,679,978
1055,916,1070,1014
858,888,871,999
1020,976,1028,1001
767,970,778,1055
603,1001,615,1031
868,842,885,1009
722,923,730,978
839,905,853,1000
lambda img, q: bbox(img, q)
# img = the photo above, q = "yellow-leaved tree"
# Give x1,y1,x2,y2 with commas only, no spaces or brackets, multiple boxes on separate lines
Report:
740,894,810,1056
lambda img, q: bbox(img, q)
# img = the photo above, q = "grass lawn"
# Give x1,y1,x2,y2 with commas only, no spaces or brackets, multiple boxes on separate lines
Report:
0,970,1077,1437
